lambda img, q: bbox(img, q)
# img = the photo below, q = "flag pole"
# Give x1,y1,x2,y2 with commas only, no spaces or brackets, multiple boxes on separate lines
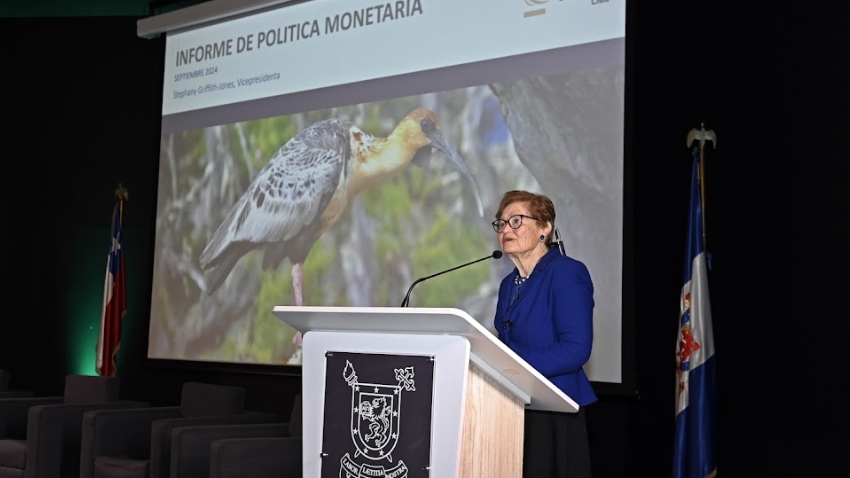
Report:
686,123,716,242
674,128,719,478
115,184,128,231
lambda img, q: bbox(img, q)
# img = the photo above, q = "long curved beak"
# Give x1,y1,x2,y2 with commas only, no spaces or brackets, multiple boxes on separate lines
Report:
430,133,484,217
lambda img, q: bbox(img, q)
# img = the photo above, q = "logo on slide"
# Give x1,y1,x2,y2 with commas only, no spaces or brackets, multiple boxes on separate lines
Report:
338,360,416,478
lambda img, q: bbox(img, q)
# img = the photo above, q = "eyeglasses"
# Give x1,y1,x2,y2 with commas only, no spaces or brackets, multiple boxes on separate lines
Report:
492,215,539,233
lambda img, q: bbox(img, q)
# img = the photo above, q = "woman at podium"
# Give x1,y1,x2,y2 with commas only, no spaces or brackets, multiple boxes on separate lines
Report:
492,190,595,478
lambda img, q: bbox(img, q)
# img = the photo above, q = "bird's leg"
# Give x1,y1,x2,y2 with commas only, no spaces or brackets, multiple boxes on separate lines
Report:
292,262,304,306
291,262,304,348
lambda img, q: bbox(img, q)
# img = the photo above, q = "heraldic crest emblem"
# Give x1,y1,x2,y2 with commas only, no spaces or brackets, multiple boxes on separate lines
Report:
340,359,414,477
321,352,434,478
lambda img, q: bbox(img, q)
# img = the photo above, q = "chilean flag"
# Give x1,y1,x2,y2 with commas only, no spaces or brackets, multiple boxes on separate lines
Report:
673,148,717,478
96,199,127,377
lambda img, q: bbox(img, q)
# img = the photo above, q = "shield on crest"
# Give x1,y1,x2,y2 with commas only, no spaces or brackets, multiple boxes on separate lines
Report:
343,359,415,463
350,383,402,461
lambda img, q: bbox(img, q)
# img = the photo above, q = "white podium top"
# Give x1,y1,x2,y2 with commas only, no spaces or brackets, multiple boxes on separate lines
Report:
273,306,579,413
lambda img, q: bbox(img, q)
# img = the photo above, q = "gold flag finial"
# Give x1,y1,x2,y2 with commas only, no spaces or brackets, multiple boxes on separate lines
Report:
686,122,716,149
114,183,129,201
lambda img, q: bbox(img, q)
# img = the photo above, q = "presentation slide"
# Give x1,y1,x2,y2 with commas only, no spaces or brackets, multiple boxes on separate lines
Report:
147,0,626,384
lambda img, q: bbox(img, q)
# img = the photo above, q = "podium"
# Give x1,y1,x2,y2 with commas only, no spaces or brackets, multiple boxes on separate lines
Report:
273,306,579,478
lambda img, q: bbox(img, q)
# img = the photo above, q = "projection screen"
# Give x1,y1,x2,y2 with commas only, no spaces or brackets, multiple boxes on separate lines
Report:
144,0,627,385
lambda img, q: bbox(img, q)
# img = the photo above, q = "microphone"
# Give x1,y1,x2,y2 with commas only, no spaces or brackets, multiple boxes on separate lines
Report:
400,250,503,307
552,228,566,256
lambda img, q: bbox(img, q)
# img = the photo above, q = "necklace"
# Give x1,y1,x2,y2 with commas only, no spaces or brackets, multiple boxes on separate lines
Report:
513,274,528,285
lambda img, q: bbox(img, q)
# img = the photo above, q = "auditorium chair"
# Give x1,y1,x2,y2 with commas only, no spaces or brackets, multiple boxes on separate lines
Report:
170,393,301,478
0,374,147,478
80,382,275,478
209,435,302,478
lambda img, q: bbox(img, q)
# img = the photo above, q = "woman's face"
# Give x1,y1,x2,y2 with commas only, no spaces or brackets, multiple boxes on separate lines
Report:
496,201,549,257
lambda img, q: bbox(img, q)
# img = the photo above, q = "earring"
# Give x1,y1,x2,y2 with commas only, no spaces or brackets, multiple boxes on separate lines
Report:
540,235,545,241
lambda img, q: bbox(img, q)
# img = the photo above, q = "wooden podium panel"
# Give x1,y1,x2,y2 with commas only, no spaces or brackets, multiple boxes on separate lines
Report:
460,364,525,477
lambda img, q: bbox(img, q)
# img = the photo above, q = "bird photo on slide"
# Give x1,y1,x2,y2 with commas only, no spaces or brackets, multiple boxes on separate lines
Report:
198,108,484,362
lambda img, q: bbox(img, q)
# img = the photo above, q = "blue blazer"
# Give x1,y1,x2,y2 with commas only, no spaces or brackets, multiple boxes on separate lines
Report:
494,247,597,406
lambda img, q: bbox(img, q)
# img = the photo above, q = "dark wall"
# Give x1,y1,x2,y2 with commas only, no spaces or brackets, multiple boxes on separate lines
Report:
629,3,844,476
0,2,843,476
0,16,160,394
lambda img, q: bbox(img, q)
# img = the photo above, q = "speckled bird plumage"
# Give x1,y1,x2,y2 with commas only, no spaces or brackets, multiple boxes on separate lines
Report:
199,108,483,299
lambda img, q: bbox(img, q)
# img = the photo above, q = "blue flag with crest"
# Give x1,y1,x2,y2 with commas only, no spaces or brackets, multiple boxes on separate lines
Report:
673,147,717,478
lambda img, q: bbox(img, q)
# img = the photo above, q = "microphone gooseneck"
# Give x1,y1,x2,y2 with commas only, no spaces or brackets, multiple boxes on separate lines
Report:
400,250,502,307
